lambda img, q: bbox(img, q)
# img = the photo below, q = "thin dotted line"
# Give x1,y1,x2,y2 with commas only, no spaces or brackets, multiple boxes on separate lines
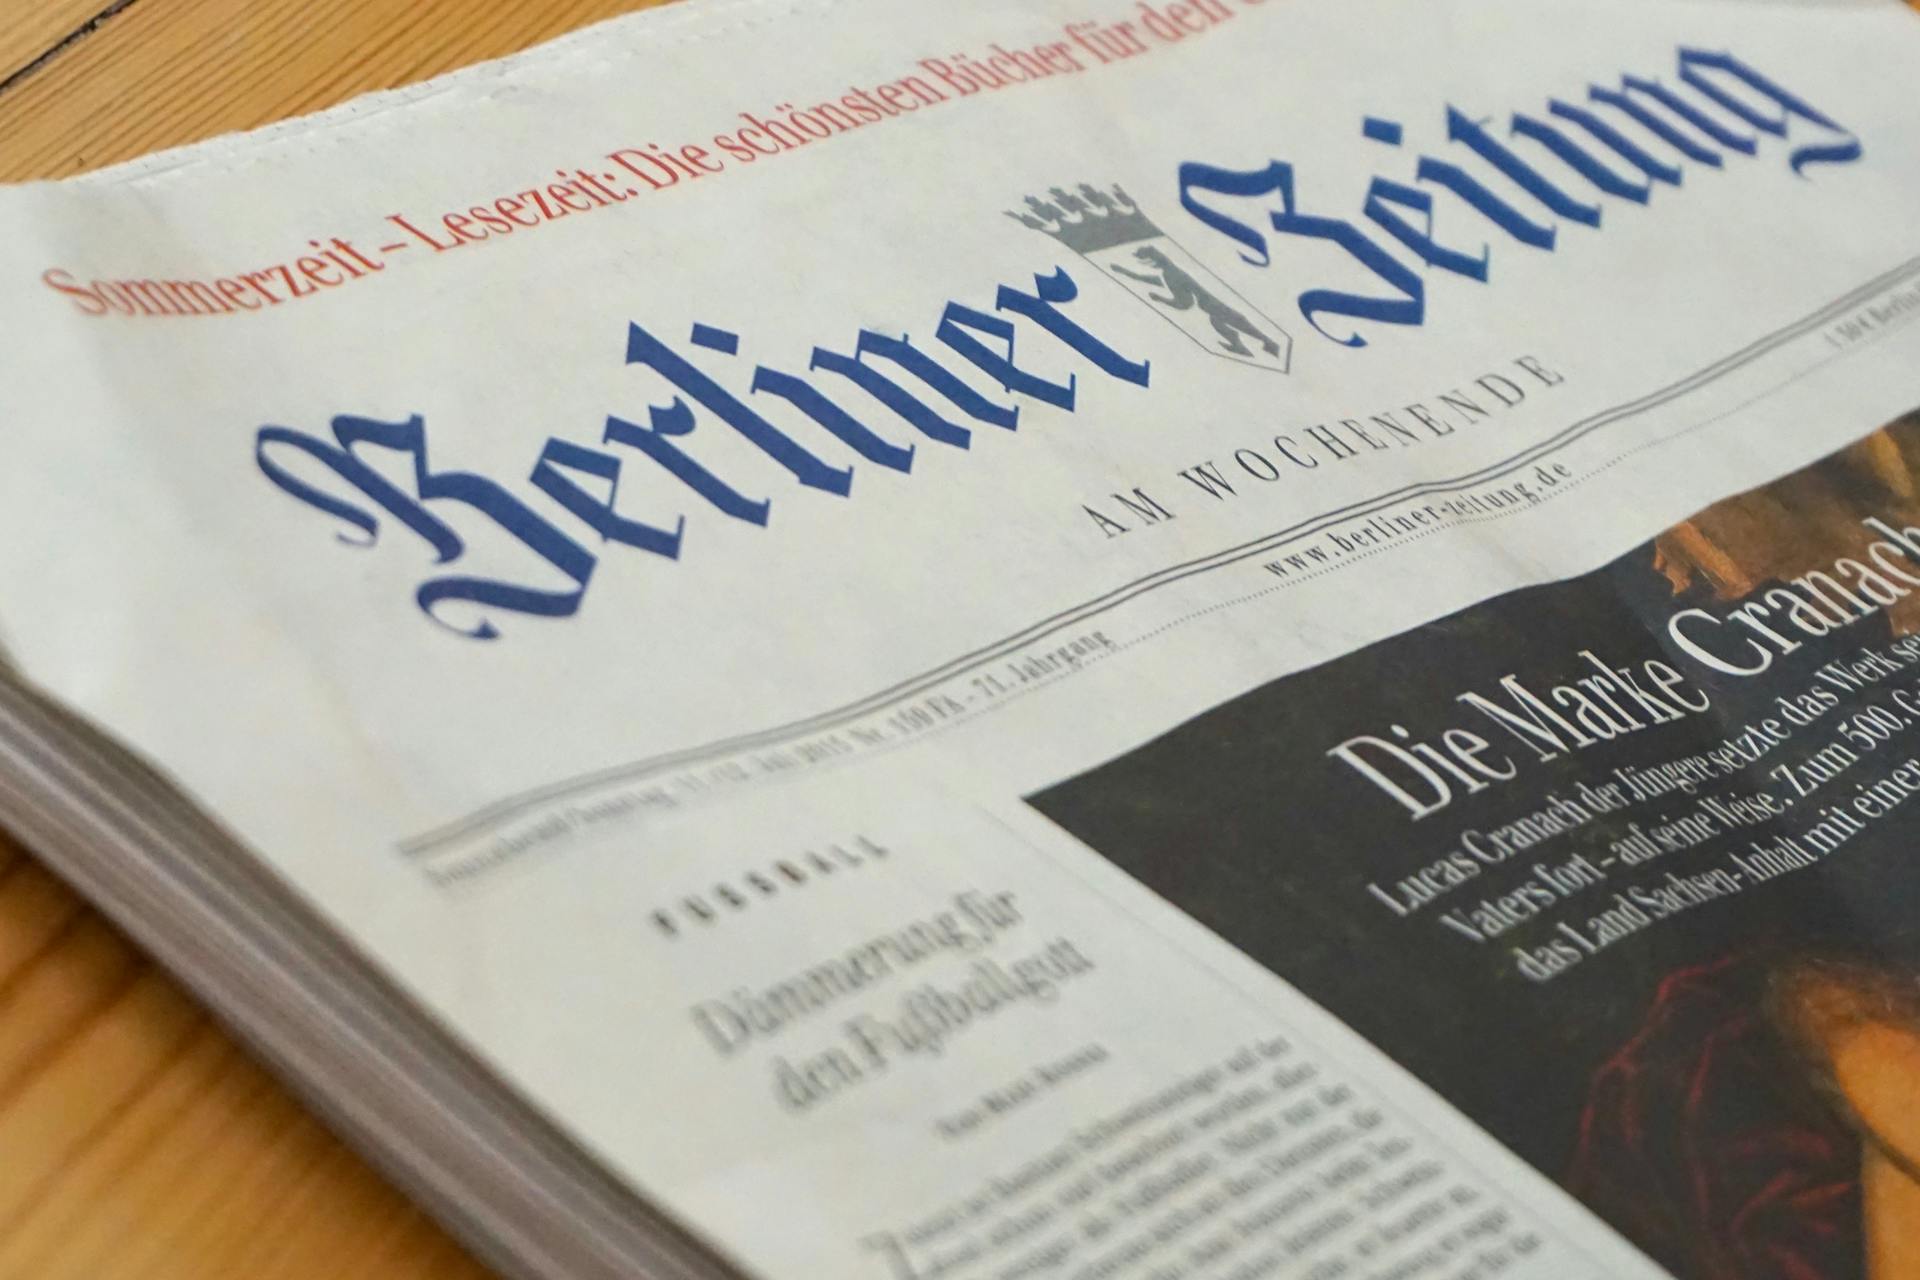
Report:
850,647,1127,745
449,429,1712,882
429,646,1129,885
1108,436,1669,656
432,426,1771,889
434,428,1733,888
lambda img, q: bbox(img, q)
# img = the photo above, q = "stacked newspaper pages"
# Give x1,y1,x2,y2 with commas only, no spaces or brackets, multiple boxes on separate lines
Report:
4,0,1920,1276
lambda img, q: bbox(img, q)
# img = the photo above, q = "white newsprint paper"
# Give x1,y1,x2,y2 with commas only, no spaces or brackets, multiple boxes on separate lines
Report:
5,1,1920,1277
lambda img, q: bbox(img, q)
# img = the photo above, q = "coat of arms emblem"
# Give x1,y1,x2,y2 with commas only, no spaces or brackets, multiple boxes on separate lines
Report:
1006,183,1291,374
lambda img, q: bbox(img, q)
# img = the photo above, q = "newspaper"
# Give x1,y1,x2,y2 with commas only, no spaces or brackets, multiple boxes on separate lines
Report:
3,0,1920,1276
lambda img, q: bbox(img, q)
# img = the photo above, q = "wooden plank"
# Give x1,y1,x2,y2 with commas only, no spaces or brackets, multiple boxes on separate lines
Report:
0,829,499,1280
0,0,678,182
0,0,116,92
0,2,679,1273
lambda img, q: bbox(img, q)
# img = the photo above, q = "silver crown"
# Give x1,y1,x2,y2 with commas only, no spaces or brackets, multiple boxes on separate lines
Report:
1005,183,1160,254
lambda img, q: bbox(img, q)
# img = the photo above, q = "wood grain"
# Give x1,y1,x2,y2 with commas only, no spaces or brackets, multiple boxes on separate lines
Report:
0,0,116,91
0,2,675,1276
0,0,677,183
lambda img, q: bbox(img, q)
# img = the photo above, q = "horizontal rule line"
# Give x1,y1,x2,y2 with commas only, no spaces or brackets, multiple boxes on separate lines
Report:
397,250,1920,858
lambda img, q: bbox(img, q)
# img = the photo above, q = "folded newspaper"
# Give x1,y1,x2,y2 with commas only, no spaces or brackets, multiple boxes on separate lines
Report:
5,0,1920,1275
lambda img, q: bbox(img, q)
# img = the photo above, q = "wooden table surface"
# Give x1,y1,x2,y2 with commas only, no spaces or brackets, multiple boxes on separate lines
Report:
0,4,672,1276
